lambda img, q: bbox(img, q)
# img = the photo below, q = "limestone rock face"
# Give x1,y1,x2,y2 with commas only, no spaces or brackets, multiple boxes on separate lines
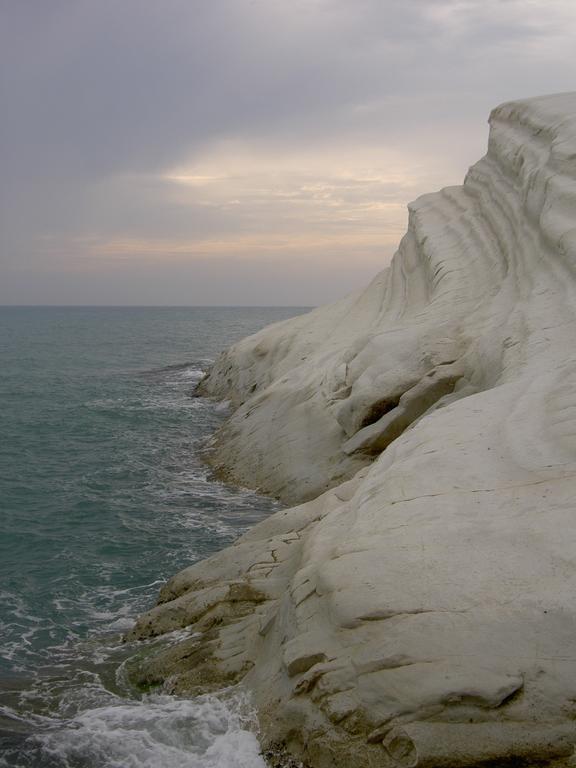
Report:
128,93,576,767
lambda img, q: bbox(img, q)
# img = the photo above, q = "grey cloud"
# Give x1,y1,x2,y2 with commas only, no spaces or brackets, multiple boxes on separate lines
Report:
2,0,557,183
1,0,575,303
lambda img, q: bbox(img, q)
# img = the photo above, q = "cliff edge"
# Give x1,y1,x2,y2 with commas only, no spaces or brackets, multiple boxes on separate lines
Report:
127,93,576,767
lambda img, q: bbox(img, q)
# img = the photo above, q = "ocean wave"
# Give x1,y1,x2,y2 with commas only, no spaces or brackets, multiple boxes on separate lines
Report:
84,396,205,412
11,690,266,768
137,361,212,377
180,369,206,380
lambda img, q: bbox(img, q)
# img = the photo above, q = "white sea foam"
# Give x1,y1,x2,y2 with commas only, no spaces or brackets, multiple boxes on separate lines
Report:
106,616,136,632
180,368,206,379
31,690,266,768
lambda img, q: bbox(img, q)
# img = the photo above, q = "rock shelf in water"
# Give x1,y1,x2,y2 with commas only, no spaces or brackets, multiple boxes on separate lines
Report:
127,93,576,767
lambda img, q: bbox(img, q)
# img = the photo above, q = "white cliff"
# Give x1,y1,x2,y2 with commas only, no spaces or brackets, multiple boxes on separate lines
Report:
127,93,576,767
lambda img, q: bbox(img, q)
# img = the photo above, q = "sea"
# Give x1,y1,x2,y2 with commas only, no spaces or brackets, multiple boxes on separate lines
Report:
0,306,309,768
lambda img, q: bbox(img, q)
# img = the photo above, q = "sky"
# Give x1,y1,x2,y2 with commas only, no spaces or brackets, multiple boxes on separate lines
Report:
1,0,575,306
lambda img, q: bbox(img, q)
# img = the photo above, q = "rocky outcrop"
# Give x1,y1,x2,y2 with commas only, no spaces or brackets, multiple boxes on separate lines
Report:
127,93,576,767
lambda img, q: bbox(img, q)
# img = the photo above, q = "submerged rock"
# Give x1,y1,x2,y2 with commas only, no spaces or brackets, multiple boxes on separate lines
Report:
128,93,576,767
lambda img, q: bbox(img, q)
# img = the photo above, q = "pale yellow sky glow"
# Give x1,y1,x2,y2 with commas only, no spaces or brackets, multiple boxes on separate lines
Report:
36,140,455,279
81,141,453,272
44,229,403,268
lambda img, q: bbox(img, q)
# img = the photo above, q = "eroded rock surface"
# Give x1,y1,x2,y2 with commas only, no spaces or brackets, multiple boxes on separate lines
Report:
128,93,576,767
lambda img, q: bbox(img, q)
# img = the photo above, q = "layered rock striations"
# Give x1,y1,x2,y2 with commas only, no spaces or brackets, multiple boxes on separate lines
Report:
128,93,576,767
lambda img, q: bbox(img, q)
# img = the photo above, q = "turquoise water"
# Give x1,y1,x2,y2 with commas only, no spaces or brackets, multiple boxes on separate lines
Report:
0,306,308,768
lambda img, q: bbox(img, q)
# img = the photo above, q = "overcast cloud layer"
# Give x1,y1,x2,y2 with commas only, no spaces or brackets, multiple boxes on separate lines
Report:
1,0,575,305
